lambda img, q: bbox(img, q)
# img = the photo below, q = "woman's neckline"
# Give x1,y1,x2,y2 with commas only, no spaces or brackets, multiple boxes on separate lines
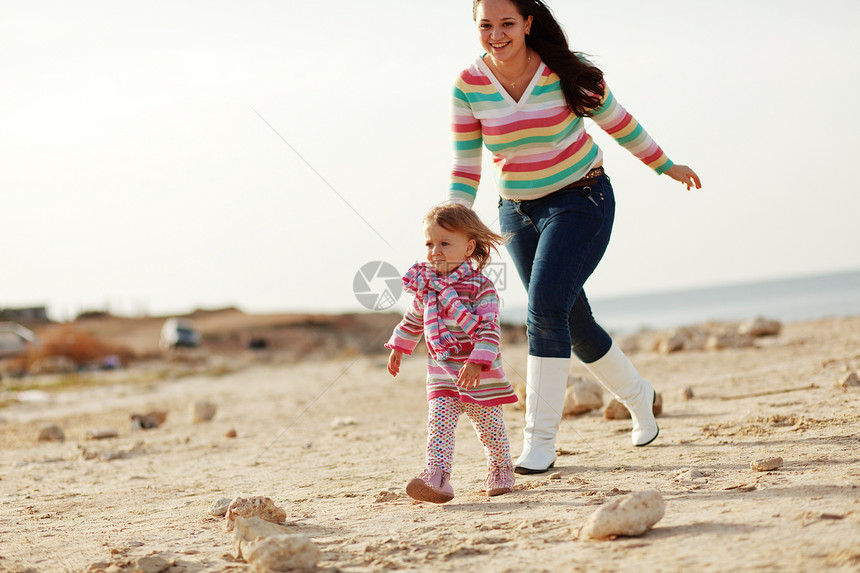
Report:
478,54,544,105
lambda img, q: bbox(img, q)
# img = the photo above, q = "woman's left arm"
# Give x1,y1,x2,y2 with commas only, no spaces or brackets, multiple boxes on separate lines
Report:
590,83,702,189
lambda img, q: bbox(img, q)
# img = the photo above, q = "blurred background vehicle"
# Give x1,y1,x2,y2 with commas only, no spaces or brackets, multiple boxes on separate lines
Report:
159,318,200,350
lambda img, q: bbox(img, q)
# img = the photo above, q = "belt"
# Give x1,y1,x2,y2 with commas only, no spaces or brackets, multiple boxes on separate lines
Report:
507,166,605,203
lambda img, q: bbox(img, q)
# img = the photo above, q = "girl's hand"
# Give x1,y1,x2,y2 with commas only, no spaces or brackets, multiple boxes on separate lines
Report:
665,164,702,190
456,362,482,389
388,350,403,377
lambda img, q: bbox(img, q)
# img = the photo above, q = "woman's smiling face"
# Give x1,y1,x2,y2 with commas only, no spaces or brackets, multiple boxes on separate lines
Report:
475,0,532,62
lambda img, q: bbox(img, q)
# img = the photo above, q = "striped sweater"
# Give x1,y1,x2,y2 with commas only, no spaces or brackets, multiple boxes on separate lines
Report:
385,267,517,407
448,57,674,205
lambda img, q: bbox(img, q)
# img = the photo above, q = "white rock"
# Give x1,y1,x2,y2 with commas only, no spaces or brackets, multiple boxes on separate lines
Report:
580,490,665,539
225,496,287,532
738,316,782,337
190,400,217,423
209,497,233,517
750,456,783,471
232,516,320,572
563,377,604,416
331,416,358,429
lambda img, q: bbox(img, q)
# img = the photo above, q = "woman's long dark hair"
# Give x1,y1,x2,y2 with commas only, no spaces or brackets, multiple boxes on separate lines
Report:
473,0,604,117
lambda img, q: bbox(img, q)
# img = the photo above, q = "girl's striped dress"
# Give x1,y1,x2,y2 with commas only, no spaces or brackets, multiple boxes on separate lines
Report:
386,269,517,407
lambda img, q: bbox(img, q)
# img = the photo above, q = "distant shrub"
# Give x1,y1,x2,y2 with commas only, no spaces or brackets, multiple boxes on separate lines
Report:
25,328,135,372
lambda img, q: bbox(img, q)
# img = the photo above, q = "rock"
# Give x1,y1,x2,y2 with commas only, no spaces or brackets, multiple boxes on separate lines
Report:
374,489,399,503
209,497,233,517
580,490,665,539
130,411,167,430
706,333,755,351
656,330,686,354
232,516,320,572
38,423,65,442
85,428,119,440
225,428,238,438
225,496,287,532
673,469,709,483
563,377,604,416
682,386,695,400
655,327,707,354
738,316,782,337
189,401,217,423
838,371,860,388
134,554,174,573
548,472,562,480
750,456,783,471
331,416,358,429
604,393,662,420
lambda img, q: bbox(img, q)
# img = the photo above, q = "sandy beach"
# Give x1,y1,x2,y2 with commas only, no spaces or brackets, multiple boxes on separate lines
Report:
1,313,859,572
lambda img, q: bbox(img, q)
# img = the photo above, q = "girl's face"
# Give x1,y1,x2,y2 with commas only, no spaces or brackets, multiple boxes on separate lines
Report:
475,0,532,63
424,222,476,275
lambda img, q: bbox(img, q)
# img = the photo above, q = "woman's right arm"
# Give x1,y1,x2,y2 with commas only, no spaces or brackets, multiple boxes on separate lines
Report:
447,78,483,207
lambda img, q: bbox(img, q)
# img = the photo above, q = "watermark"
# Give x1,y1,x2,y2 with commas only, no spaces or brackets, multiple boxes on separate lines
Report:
353,261,402,311
482,262,507,291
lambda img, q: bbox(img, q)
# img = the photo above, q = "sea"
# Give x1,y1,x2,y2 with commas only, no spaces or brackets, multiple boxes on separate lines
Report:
498,269,860,335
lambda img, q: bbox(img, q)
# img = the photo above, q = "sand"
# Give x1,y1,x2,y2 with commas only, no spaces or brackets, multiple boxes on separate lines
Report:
1,315,859,572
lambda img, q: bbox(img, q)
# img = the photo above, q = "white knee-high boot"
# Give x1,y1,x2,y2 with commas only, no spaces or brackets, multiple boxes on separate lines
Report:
582,341,659,446
514,355,570,474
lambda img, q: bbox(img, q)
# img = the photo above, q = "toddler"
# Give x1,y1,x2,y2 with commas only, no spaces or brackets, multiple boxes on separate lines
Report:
386,203,517,503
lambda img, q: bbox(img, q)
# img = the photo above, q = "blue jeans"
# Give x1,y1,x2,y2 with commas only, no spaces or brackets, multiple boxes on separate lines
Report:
499,174,615,363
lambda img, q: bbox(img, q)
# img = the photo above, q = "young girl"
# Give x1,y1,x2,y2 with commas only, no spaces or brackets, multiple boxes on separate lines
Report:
386,203,518,503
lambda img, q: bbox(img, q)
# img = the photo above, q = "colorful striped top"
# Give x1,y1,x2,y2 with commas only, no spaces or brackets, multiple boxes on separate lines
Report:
385,266,517,406
448,57,674,205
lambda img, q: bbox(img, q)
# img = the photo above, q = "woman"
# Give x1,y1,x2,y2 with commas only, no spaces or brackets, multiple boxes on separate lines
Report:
447,0,702,474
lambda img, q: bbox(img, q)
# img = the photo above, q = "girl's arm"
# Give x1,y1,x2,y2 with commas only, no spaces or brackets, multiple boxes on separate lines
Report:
384,296,425,357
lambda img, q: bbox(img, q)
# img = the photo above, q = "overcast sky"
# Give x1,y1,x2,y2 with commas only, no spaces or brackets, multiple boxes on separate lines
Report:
2,0,859,321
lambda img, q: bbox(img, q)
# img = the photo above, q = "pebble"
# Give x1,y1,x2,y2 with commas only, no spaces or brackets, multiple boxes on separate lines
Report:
209,497,233,517
580,489,665,539
374,489,399,503
189,400,217,423
750,456,783,471
331,416,358,429
37,423,65,442
838,371,860,388
225,428,238,438
682,386,695,400
130,411,167,430
85,428,119,440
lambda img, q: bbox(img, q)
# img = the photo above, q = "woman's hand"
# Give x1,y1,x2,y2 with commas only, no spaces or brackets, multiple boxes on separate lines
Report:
387,350,403,377
665,164,702,190
456,362,482,389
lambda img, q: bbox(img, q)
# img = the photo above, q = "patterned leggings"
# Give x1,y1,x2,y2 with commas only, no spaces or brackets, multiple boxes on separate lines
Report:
425,395,511,473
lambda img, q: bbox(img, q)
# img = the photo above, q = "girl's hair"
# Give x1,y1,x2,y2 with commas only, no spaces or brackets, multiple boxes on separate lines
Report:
472,0,605,117
424,203,506,272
